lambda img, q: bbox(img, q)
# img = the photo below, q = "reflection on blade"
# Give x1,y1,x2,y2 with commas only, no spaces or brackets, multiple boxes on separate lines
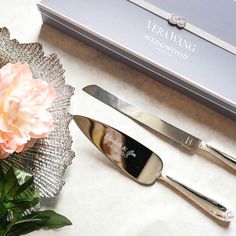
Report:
73,115,162,185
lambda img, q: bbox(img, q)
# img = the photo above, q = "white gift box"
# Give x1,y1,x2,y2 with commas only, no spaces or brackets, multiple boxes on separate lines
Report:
38,0,236,119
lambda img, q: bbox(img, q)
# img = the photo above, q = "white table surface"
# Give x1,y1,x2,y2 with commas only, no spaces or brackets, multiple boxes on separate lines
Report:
1,0,236,235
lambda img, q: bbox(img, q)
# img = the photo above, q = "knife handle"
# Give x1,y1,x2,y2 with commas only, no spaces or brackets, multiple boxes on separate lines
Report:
159,175,233,222
200,143,236,171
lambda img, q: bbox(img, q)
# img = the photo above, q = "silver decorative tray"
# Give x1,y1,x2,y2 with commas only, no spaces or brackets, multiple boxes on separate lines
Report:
0,27,75,198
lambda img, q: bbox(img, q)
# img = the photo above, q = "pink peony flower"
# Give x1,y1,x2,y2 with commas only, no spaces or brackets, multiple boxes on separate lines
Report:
0,63,57,159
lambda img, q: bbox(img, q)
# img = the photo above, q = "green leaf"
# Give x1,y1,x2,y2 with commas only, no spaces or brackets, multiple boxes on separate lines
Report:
3,168,19,195
0,166,4,196
15,177,34,196
0,218,8,236
14,186,40,204
13,168,32,186
0,165,4,178
0,165,71,236
28,210,72,229
0,201,7,220
0,166,39,224
3,182,40,214
3,210,72,236
2,218,46,236
6,176,34,198
4,198,39,212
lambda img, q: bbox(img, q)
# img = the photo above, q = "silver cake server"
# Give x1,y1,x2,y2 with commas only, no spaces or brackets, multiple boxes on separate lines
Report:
74,115,232,222
83,85,236,172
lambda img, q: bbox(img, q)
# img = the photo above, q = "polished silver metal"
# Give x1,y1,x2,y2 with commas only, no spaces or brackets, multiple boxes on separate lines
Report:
83,85,236,171
74,115,233,222
128,0,236,55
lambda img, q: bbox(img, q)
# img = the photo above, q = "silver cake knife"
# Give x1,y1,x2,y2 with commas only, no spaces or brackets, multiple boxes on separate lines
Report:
83,85,236,171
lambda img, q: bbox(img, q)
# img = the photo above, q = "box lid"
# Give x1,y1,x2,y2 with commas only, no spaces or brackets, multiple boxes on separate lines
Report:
38,0,236,116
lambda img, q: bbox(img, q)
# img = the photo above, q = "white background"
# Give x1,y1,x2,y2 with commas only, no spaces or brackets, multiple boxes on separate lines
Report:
1,0,236,235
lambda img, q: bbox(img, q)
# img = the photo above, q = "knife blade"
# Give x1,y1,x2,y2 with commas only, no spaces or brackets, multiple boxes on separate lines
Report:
83,85,236,171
